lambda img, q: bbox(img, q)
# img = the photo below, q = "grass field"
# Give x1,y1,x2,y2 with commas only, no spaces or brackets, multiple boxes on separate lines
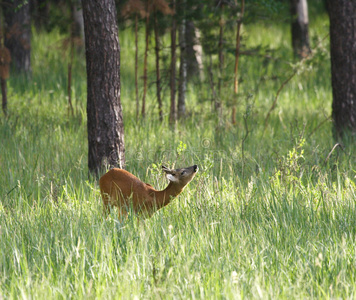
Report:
1,7,356,299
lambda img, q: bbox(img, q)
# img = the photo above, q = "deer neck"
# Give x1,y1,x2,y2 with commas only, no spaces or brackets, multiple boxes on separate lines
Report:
154,182,184,209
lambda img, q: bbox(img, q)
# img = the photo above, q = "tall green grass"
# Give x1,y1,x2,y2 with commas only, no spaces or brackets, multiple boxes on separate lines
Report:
1,10,356,299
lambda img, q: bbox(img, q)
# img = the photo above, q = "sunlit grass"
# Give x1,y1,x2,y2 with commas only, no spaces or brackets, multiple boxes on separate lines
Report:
1,9,356,299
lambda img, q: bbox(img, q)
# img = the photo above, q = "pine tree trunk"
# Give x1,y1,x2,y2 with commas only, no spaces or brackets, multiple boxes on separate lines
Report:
67,0,83,116
82,0,125,175
290,0,311,58
1,79,7,116
3,0,31,74
218,20,224,94
217,2,225,94
234,0,244,94
67,46,74,116
208,55,218,111
329,0,356,138
154,11,163,122
177,5,187,119
142,5,150,118
71,0,84,39
32,0,50,30
185,21,201,81
135,14,139,121
169,0,177,124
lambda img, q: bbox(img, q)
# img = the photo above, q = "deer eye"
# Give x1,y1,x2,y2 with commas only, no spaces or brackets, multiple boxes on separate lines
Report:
181,171,185,175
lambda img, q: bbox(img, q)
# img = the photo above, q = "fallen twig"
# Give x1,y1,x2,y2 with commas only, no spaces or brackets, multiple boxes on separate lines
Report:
323,143,344,166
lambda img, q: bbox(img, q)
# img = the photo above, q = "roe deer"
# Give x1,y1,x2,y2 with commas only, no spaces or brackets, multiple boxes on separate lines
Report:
99,165,198,218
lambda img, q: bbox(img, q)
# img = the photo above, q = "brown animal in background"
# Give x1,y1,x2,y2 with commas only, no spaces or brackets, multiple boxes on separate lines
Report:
99,165,198,218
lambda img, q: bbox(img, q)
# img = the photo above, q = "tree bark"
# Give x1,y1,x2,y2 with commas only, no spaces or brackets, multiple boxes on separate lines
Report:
154,10,163,122
135,14,139,120
185,20,202,81
290,0,311,58
67,0,84,116
234,0,244,94
177,3,187,119
31,0,50,30
169,0,177,124
142,2,150,118
329,0,356,138
218,15,224,95
71,0,84,39
3,0,31,74
81,0,125,175
1,79,7,116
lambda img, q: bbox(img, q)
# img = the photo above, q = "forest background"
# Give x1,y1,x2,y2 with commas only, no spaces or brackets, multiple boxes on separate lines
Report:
1,0,356,298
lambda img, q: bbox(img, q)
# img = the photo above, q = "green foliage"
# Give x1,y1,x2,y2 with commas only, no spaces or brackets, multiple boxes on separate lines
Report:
1,6,356,299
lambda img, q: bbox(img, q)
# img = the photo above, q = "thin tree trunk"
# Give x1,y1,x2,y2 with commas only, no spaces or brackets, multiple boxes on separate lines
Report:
1,78,7,116
135,14,139,120
177,3,187,119
185,20,201,81
142,2,150,118
33,0,50,30
234,0,245,94
329,0,356,138
67,0,83,116
3,0,31,74
169,0,177,124
218,15,224,95
82,0,125,175
0,13,10,116
290,0,311,58
208,55,218,111
68,5,74,116
67,54,74,116
154,10,163,122
71,0,84,39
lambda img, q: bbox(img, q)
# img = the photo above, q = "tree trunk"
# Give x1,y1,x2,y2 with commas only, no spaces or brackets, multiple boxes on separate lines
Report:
81,0,125,175
71,0,84,39
1,78,7,116
67,0,83,116
208,55,218,111
67,48,74,116
329,0,356,138
3,0,31,74
234,0,244,94
218,15,224,95
32,0,50,30
135,14,139,121
185,20,202,81
177,4,187,119
169,0,177,124
154,10,163,122
290,0,311,58
142,3,150,118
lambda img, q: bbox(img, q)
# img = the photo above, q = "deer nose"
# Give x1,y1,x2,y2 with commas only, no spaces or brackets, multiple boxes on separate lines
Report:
193,165,198,172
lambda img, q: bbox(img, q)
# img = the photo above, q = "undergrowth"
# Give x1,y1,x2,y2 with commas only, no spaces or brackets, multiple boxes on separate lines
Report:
1,9,356,299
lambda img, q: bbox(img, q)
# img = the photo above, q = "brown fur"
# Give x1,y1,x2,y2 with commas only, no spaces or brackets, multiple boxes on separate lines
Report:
99,165,197,218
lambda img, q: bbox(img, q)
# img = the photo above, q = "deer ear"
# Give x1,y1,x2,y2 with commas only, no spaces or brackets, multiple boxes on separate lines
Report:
161,165,172,173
